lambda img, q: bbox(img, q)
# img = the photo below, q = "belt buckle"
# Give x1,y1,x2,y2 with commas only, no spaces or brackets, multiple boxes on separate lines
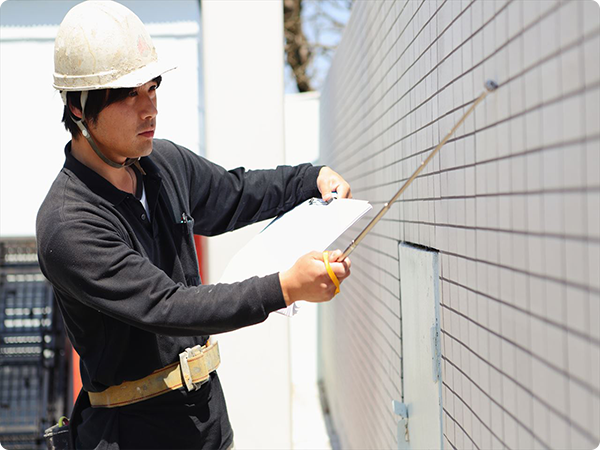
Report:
179,344,208,391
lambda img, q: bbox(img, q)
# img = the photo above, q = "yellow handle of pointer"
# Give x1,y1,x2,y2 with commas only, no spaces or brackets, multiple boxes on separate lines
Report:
323,251,340,296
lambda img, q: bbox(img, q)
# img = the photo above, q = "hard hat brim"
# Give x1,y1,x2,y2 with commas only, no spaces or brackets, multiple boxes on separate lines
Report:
53,59,176,92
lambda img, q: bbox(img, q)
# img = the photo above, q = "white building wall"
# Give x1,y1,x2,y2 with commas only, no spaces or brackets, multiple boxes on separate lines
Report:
318,1,600,449
201,1,293,449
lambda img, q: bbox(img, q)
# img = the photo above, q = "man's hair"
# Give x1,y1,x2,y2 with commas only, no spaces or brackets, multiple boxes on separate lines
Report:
61,76,162,137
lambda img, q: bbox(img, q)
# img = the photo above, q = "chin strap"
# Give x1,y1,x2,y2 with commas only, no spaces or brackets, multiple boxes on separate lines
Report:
72,91,146,175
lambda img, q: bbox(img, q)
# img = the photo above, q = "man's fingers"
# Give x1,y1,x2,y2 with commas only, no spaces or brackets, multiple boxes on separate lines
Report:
325,250,350,267
321,184,351,201
317,167,352,201
330,261,350,280
335,183,352,199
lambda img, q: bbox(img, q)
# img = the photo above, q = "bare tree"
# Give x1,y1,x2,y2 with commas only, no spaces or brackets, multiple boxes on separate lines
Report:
284,0,352,92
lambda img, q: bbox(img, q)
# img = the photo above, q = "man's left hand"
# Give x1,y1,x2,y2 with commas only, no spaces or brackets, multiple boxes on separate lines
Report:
317,167,352,202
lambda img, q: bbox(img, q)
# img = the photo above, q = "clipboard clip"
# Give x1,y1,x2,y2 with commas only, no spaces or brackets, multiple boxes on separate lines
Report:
309,192,338,206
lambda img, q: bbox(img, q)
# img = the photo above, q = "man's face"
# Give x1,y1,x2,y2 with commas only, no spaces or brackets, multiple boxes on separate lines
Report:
88,80,159,162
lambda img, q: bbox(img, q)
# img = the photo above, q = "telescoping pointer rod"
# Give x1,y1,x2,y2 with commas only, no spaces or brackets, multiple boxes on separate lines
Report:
339,80,498,262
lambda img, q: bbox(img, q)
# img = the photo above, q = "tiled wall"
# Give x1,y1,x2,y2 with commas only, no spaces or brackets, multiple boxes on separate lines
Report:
318,1,600,448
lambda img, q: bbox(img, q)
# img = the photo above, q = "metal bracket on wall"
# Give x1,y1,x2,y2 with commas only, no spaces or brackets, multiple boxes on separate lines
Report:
392,400,410,446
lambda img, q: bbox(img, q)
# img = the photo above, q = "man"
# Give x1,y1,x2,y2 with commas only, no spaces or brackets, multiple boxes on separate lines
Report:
36,1,351,449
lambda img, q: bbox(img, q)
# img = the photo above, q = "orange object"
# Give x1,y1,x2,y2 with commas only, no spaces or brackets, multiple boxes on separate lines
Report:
323,251,340,296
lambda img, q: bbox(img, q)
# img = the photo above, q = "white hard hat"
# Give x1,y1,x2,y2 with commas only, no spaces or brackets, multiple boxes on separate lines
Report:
53,0,175,92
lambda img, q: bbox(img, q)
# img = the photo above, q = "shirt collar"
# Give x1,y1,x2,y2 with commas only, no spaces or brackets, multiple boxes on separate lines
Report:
63,141,162,206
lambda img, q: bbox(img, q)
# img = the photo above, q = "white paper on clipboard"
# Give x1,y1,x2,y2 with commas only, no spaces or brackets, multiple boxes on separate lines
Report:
219,197,372,316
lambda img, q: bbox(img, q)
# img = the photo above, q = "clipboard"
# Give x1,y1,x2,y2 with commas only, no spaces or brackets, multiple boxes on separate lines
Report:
219,197,372,316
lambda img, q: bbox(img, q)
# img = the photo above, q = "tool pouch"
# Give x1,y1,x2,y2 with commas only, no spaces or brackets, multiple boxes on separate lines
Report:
43,416,73,450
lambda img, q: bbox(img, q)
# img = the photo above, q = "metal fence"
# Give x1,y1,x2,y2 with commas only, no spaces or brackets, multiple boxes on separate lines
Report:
0,238,70,450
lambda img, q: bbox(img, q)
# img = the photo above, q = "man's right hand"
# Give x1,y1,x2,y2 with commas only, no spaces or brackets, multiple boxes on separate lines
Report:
279,250,351,306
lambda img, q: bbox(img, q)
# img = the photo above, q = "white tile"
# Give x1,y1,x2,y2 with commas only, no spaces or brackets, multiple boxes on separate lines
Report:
443,434,453,450
498,231,512,268
527,231,546,277
507,0,522,39
511,195,527,232
527,194,544,234
509,87,526,134
544,237,564,280
475,196,487,229
507,37,524,82
488,327,502,369
591,339,600,391
568,333,593,387
495,56,511,123
565,240,588,286
533,433,547,449
538,0,560,19
589,291,600,342
525,109,543,150
583,0,600,36
562,144,585,189
464,167,475,199
587,242,600,289
533,396,550,439
517,423,535,450
561,47,584,96
560,0,581,49
515,346,533,390
523,63,542,110
546,323,567,372
544,277,565,321
474,160,490,199
490,406,505,450
570,402,596,450
549,408,570,450
539,14,560,62
562,95,585,143
485,163,499,197
512,271,529,309
584,87,600,136
585,139,600,186
569,426,598,448
543,193,564,235
584,35,600,86
591,396,600,440
464,135,476,165
477,306,490,350
566,286,591,333
524,152,541,192
482,5,497,48
502,265,517,306
530,316,548,361
522,0,540,29
486,230,500,266
495,0,508,40
542,103,562,147
503,410,519,450
497,147,511,181
499,195,512,230
501,333,517,377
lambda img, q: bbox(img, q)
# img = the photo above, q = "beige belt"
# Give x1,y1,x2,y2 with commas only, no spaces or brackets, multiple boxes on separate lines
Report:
89,340,220,408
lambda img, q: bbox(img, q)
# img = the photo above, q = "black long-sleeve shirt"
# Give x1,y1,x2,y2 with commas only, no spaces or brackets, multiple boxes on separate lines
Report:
36,139,321,392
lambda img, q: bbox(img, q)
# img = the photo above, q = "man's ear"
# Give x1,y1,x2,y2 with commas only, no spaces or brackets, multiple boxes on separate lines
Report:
67,96,83,120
